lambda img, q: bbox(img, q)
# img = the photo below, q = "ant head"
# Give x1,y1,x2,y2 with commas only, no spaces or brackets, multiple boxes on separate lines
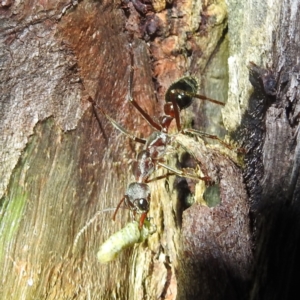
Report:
165,77,198,110
125,182,150,213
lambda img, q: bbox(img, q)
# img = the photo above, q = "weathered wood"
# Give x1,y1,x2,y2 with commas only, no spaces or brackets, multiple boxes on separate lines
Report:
0,0,245,299
1,0,141,298
1,0,298,299
226,0,300,299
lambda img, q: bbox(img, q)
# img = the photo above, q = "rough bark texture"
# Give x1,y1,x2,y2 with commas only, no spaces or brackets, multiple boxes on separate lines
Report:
226,0,300,299
0,0,299,299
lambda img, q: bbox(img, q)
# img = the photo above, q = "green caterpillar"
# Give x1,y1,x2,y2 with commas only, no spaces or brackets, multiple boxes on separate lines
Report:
97,220,154,263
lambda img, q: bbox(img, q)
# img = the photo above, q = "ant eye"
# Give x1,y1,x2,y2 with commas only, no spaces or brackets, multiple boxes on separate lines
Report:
136,199,149,212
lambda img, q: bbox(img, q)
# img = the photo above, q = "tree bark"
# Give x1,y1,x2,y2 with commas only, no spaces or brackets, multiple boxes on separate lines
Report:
0,0,299,299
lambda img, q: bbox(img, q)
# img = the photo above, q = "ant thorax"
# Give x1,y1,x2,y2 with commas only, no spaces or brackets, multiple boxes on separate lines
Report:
144,131,170,160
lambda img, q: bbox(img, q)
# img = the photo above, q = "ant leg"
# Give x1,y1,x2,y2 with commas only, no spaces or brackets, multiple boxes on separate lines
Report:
168,92,182,132
157,162,211,183
183,128,233,150
89,97,146,144
73,208,116,252
173,89,225,106
145,162,210,183
146,172,175,183
128,43,162,131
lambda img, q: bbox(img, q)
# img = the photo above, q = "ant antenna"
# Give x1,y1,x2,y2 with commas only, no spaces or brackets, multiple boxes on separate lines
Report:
92,103,109,143
89,97,146,144
72,208,116,253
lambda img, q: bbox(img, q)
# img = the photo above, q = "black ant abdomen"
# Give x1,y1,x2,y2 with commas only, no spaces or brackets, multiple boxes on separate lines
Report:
165,77,198,110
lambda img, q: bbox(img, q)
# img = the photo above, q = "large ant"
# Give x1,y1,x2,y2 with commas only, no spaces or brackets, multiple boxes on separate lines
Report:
89,43,227,228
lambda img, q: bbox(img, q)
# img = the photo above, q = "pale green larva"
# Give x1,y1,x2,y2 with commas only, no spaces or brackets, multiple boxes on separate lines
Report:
97,220,154,264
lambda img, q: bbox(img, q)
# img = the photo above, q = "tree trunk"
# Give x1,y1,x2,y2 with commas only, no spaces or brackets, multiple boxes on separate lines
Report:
0,0,299,300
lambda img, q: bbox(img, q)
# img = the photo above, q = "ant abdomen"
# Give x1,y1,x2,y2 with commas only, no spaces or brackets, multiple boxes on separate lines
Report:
165,77,198,110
